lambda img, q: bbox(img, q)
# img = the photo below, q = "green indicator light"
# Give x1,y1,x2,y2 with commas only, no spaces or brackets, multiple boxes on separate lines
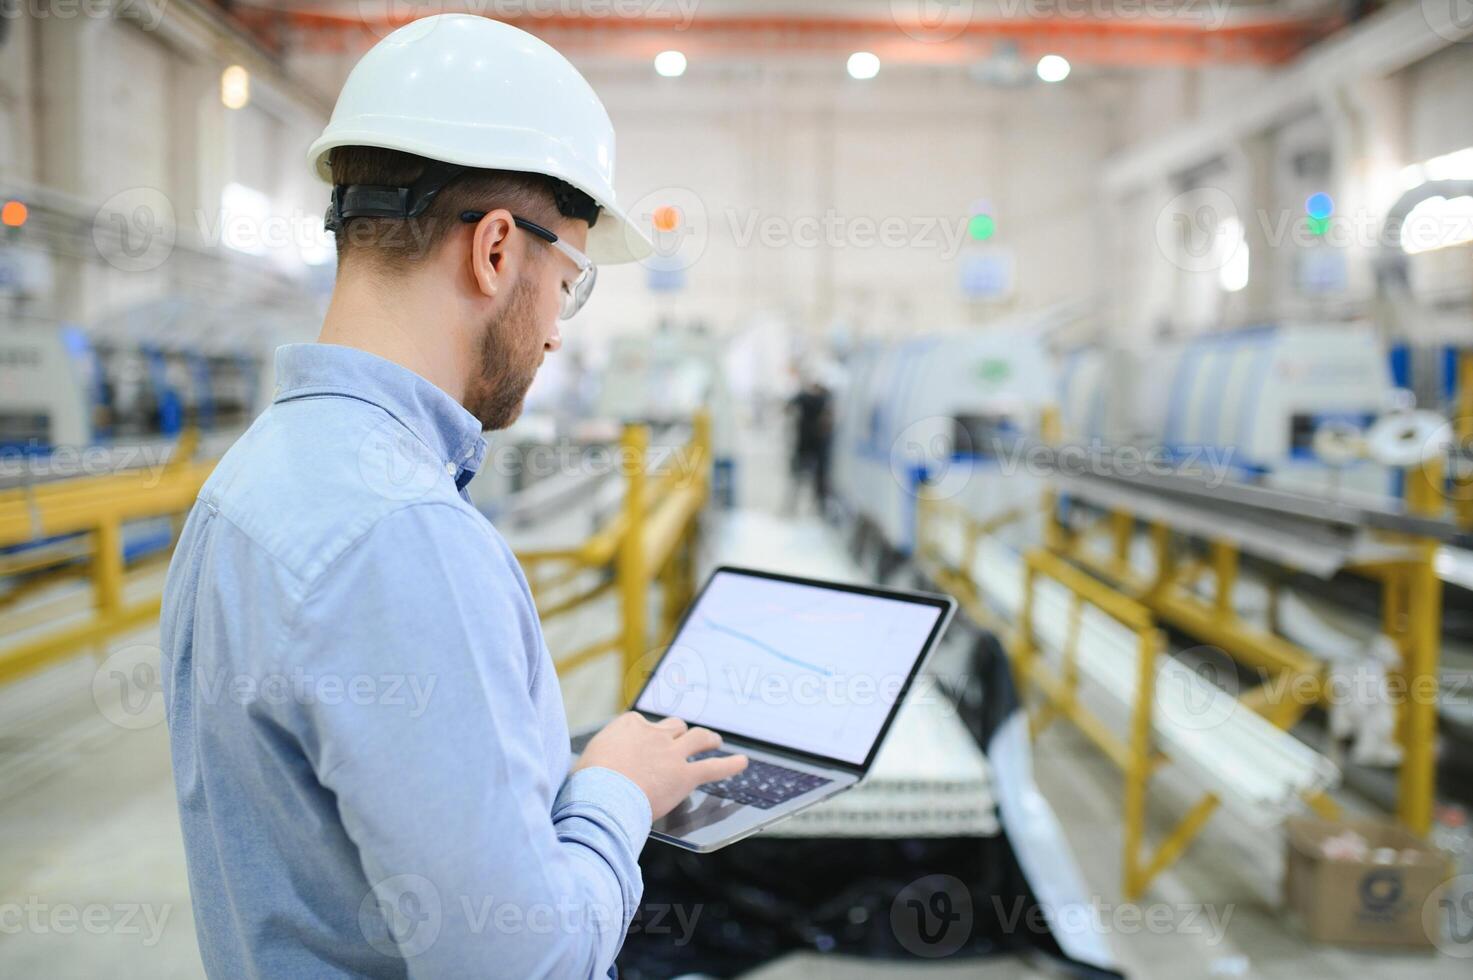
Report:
977,359,1011,383
1307,215,1330,236
968,214,996,241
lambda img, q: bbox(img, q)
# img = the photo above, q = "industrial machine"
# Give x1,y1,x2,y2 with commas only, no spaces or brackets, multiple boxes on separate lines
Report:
0,317,94,452
832,328,1057,558
1060,323,1408,499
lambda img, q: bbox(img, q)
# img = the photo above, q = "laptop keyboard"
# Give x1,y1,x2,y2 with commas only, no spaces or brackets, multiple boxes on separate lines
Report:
690,750,832,809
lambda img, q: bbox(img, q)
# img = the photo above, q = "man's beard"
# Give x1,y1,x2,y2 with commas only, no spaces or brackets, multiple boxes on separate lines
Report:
465,275,544,431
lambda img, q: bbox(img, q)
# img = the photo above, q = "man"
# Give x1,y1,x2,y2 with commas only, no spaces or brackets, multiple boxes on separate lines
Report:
787,375,834,517
159,16,745,979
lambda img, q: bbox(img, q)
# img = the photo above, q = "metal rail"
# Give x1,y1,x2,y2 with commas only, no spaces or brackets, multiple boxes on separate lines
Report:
511,413,711,702
1041,449,1447,835
917,494,1341,898
0,414,712,702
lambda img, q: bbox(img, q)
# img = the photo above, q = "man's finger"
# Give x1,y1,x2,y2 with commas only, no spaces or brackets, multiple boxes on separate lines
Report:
689,753,748,784
654,716,688,736
674,726,722,755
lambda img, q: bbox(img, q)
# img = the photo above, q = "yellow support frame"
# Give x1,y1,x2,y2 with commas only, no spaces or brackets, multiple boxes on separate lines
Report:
2,415,713,708
1062,476,1445,837
0,456,216,686
516,413,711,703
916,493,1340,897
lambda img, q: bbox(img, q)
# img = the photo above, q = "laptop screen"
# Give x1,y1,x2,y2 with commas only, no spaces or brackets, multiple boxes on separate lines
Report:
634,568,949,766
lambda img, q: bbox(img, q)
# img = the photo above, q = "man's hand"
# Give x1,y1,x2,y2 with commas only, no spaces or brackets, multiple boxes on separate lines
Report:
574,712,748,819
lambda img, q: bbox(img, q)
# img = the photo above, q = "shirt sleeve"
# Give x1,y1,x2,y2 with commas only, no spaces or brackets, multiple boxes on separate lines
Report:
288,501,651,979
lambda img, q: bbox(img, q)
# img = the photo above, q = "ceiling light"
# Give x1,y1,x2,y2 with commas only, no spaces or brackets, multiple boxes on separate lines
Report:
847,52,880,81
1036,55,1070,83
654,50,687,78
221,65,250,109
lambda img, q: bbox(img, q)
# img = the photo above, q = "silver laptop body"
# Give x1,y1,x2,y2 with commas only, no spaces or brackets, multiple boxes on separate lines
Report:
573,565,956,852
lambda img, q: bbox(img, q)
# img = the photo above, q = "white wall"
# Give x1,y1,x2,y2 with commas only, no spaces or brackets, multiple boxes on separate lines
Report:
1098,17,1473,345
0,7,329,326
572,63,1126,343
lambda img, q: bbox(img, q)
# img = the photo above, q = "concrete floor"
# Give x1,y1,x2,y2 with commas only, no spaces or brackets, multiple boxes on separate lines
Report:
0,419,1468,978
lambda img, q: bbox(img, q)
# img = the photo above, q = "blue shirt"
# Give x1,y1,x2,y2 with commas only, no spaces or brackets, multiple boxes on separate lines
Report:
160,343,651,979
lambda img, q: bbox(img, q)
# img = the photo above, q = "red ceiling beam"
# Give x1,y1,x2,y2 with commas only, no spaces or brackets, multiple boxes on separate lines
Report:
232,7,1342,68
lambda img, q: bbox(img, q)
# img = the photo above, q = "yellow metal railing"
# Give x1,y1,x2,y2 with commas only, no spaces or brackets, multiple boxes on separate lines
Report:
0,451,214,686
515,412,711,703
1,414,712,702
916,494,1338,898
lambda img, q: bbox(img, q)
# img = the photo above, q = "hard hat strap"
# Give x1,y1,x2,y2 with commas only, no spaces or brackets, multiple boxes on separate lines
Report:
325,161,470,233
324,158,602,234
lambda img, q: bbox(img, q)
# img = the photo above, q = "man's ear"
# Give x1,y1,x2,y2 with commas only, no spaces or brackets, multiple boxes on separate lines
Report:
468,210,517,299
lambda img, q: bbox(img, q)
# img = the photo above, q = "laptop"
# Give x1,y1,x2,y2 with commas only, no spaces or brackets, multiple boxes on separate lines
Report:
572,565,956,852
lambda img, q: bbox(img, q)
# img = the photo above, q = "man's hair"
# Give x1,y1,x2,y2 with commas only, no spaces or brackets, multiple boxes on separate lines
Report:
327,146,563,271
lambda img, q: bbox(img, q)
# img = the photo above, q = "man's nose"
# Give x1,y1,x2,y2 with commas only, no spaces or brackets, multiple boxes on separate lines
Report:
545,322,562,353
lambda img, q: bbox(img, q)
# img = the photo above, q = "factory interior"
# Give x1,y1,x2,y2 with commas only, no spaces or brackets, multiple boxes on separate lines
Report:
3,0,1473,977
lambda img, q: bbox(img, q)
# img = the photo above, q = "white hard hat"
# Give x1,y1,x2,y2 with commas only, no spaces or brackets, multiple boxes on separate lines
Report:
308,14,652,265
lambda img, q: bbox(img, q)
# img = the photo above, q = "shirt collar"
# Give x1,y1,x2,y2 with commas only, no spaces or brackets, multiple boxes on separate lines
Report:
272,344,488,487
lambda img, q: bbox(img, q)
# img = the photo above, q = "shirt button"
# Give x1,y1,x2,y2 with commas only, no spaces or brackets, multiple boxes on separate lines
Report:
444,462,457,475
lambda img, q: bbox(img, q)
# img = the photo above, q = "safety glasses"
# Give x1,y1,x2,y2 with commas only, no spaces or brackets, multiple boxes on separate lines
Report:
459,211,597,320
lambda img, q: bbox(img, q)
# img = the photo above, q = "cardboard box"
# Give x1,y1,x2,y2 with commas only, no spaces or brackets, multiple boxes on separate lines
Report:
1284,816,1449,948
